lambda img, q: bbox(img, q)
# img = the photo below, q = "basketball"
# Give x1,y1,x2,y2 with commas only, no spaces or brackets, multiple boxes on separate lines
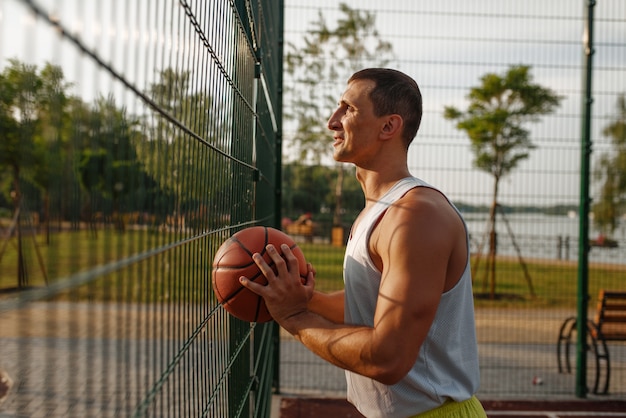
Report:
212,226,308,323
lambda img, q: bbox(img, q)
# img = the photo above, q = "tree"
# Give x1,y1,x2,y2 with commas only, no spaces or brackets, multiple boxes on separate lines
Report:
593,94,626,236
77,95,147,231
282,163,363,222
282,163,332,217
444,65,561,299
144,68,226,230
0,59,49,287
284,3,393,229
37,63,72,240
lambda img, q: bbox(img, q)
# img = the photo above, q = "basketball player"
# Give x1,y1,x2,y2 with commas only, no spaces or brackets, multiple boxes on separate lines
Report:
240,68,486,417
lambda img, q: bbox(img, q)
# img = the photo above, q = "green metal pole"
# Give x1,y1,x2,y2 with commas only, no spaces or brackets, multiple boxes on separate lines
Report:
576,0,595,399
273,0,285,395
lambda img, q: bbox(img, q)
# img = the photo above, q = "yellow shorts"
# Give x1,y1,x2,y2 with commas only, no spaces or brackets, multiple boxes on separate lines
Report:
409,396,487,418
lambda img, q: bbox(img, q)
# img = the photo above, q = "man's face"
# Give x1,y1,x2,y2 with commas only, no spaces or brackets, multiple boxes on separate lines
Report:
327,79,383,164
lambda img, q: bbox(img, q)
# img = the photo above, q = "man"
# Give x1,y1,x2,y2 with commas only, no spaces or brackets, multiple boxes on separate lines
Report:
240,68,486,417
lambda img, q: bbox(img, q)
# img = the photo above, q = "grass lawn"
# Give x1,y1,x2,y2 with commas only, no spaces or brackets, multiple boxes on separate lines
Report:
0,230,623,309
299,242,625,309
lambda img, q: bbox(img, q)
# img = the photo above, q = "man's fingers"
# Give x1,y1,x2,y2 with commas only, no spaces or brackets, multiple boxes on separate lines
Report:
264,244,300,278
239,275,266,296
279,244,299,269
265,244,289,275
252,252,277,280
300,262,315,286
244,244,304,296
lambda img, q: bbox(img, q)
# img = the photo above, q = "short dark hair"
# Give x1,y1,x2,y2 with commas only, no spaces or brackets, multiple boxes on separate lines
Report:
348,68,423,147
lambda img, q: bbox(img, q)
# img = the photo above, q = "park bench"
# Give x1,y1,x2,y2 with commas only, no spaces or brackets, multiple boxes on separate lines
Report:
557,290,626,394
285,222,315,242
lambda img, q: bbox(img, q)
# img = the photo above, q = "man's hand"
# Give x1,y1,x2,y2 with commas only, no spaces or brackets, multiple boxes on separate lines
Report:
239,244,315,323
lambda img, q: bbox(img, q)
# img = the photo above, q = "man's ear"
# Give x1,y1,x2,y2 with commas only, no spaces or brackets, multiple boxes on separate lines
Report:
379,114,403,140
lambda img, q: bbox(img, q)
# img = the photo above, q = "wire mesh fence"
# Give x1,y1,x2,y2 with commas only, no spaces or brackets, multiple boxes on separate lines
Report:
0,1,282,417
1,1,625,416
281,0,626,400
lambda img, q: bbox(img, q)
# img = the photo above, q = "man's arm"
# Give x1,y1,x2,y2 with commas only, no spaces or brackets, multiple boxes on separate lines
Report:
308,290,345,324
240,190,459,384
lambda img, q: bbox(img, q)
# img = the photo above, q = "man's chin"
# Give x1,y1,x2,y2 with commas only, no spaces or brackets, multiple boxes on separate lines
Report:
332,149,347,162
333,154,347,163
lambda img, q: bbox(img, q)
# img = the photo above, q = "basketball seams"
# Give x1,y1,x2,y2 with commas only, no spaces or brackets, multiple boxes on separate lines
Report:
213,246,306,297
214,230,270,269
212,226,308,322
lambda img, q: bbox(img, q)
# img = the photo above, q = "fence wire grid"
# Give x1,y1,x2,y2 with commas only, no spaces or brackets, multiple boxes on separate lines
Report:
0,0,283,417
280,0,626,401
1,1,626,417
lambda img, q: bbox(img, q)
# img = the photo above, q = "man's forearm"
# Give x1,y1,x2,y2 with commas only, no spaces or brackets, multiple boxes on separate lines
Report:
307,290,344,323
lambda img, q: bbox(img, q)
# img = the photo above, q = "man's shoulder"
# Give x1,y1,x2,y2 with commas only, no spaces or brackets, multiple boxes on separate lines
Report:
385,186,461,235
396,185,448,211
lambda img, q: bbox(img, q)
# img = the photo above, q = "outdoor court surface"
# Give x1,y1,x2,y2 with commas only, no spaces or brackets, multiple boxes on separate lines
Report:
277,398,626,418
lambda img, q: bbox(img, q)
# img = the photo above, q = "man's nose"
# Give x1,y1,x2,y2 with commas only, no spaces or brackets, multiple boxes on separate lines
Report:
327,111,341,131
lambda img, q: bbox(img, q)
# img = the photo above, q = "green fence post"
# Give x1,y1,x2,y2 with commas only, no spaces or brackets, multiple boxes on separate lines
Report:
273,0,285,396
576,0,595,399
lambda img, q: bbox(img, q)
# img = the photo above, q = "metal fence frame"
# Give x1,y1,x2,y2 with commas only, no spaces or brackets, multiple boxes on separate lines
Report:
0,1,283,417
279,0,626,400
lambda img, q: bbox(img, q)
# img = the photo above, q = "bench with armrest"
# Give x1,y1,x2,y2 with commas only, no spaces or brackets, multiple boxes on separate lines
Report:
284,215,316,243
557,290,626,395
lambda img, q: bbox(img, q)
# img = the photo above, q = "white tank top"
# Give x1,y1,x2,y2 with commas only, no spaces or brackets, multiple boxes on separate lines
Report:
343,177,480,418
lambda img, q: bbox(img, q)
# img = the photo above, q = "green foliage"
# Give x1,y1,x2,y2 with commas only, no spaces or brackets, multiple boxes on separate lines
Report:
444,65,562,299
144,68,228,221
282,163,363,222
0,60,226,287
593,95,626,235
444,65,561,182
0,60,47,199
77,96,143,195
0,60,74,287
0,64,229,224
285,4,393,164
283,163,332,216
284,3,393,228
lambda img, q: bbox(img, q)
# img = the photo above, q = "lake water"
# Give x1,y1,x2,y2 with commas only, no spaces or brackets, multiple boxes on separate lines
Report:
462,213,625,265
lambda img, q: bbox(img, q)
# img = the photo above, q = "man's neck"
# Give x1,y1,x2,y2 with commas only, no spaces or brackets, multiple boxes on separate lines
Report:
356,166,412,204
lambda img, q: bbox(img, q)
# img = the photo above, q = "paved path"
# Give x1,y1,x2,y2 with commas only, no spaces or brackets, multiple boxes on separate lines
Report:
277,308,626,399
1,303,625,417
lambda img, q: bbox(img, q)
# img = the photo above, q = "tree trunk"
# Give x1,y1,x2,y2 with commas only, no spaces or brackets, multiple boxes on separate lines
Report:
12,165,28,288
488,177,500,300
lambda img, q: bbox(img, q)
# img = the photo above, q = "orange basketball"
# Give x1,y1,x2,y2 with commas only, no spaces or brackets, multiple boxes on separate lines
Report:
212,226,308,322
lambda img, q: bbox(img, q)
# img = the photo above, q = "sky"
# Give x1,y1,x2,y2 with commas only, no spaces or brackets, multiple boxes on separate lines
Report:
1,0,625,207
283,0,626,207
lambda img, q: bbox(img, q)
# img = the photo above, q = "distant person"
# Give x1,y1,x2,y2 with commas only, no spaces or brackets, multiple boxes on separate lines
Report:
241,68,486,417
295,212,313,226
597,233,606,245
